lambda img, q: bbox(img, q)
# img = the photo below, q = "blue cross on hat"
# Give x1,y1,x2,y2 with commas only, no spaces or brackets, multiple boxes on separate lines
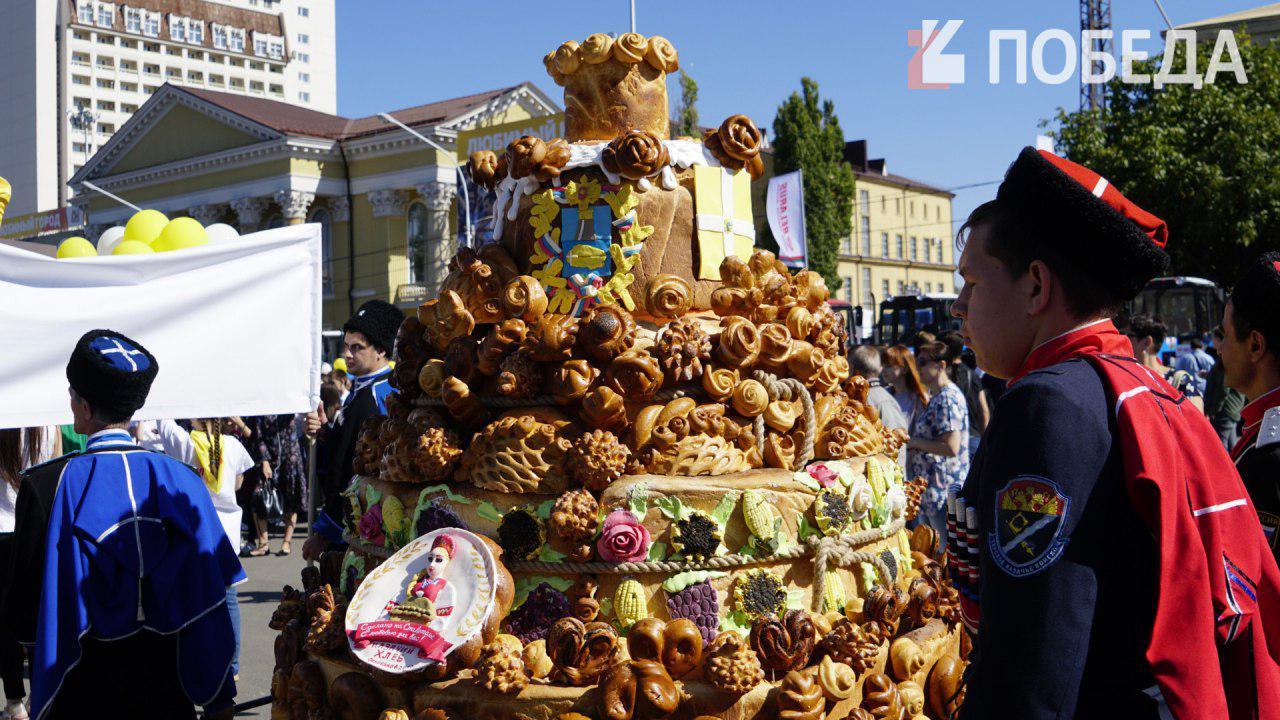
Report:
89,335,152,373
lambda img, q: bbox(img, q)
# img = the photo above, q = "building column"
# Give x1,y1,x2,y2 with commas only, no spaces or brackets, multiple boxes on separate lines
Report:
275,190,315,226
368,189,410,303
416,181,456,296
230,197,268,233
189,204,226,226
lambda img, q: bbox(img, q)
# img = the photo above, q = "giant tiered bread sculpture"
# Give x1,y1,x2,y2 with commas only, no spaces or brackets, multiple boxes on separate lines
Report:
271,32,967,720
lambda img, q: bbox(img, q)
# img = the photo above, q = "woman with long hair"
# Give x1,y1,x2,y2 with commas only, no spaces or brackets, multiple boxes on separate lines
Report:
881,344,930,423
905,342,971,537
0,427,60,720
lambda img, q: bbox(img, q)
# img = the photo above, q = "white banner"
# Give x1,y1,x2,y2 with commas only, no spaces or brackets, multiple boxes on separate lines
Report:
766,170,806,268
0,224,323,429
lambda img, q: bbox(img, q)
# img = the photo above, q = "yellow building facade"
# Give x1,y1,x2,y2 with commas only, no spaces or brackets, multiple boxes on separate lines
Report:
832,143,956,330
69,81,561,330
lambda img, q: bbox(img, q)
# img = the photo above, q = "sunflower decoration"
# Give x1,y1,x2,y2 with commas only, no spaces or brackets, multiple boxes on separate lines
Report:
732,569,788,621
497,505,547,561
656,491,741,562
813,487,853,536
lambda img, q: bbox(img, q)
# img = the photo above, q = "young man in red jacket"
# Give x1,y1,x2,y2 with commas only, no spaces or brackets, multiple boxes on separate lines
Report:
952,147,1280,719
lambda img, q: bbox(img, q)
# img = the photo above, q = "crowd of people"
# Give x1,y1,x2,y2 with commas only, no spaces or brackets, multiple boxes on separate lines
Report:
0,146,1279,718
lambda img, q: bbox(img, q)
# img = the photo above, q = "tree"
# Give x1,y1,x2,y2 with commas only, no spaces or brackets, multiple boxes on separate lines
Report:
672,71,700,138
761,77,855,291
1049,32,1280,283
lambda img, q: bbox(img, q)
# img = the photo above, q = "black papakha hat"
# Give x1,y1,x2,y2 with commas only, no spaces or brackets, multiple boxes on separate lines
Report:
66,329,158,418
997,147,1171,302
343,299,405,355
1230,251,1280,347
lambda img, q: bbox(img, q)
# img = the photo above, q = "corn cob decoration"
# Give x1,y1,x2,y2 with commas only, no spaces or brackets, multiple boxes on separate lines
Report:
614,578,648,630
742,490,779,540
820,570,847,614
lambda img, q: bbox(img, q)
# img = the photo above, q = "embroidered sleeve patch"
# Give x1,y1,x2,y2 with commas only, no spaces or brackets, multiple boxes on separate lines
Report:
1259,511,1280,550
990,476,1071,577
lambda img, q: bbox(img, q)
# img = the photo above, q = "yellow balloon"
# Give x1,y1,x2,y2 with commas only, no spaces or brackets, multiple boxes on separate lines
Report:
56,236,97,259
122,209,169,245
112,240,156,255
152,217,209,252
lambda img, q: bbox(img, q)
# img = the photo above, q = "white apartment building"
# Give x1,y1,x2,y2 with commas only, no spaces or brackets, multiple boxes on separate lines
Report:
0,0,336,219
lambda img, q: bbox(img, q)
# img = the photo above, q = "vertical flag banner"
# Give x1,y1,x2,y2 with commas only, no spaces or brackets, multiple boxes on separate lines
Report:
767,170,807,269
0,224,323,429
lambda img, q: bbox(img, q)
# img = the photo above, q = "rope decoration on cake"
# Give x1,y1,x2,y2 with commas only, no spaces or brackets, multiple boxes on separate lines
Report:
413,386,694,409
807,517,906,612
749,369,816,468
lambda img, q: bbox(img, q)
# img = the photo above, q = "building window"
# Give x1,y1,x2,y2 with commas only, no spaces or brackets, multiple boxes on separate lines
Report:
299,72,310,83
924,237,932,263
294,51,310,63
253,34,268,56
898,280,905,294
895,234,903,259
298,33,310,44
229,77,244,89
120,59,136,71
98,122,115,134
298,5,310,16
843,278,853,304
910,201,915,218
96,33,115,45
209,74,225,86
120,38,137,48
910,236,918,260
859,189,870,216
170,15,187,42
96,78,115,88
249,80,264,92
124,6,141,32
96,99,115,111
122,102,138,112
882,279,890,298
143,63,159,75
73,75,90,85
78,1,94,24
144,10,160,36
861,268,873,305
73,97,90,109
269,40,284,59
73,142,87,153
96,2,114,28
841,232,852,256
924,282,931,294
880,232,889,258
230,29,245,53
212,24,227,49
407,202,431,284
299,91,311,102
189,20,203,43
310,208,333,296
860,216,871,255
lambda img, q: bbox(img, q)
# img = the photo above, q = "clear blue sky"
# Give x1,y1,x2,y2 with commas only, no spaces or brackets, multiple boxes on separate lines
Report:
336,0,1250,232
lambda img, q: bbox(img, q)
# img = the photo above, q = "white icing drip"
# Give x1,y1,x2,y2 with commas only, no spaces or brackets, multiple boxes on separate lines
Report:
565,142,608,171
659,165,678,191
637,177,653,193
664,139,720,170
508,175,542,222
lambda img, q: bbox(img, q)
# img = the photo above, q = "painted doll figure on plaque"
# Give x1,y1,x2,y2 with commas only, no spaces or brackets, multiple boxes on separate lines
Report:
347,529,497,673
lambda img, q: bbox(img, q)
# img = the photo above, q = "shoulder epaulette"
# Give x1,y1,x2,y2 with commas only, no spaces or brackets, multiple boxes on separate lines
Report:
1259,406,1280,450
19,450,82,478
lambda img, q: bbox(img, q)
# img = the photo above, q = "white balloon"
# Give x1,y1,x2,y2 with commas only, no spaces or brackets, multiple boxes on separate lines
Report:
205,223,240,244
96,226,127,255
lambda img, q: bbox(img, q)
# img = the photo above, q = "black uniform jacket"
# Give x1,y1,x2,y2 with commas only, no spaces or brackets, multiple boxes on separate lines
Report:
958,359,1161,720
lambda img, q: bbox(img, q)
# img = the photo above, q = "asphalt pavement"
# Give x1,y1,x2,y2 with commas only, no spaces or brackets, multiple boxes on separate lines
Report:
231,534,308,719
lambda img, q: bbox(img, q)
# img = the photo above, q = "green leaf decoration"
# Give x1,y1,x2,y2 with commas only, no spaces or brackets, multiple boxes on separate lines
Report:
536,499,556,520
662,570,728,593
737,543,758,558
654,496,684,521
364,485,382,505
711,490,742,528
718,611,752,636
793,470,821,491
786,588,804,611
628,483,650,522
797,516,820,542
512,575,574,609
537,546,566,563
599,596,613,618
859,562,878,593
416,485,473,506
647,541,667,562
477,501,503,524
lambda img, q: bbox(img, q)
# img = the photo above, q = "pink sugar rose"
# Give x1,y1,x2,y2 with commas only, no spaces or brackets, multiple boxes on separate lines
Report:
597,510,652,563
808,463,839,488
358,504,386,546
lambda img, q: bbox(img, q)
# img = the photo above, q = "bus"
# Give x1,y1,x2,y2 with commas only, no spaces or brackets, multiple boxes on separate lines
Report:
875,293,961,346
1125,276,1225,357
